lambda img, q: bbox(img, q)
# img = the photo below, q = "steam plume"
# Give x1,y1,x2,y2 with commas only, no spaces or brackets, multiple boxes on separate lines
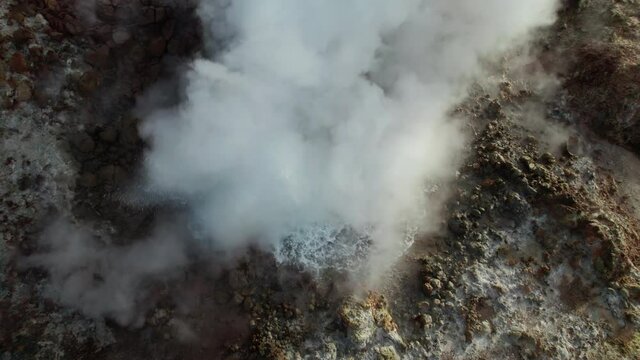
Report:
24,0,561,326
140,0,559,270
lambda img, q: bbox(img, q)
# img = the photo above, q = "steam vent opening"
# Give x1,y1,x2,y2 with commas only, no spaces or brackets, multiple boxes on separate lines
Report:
3,0,640,359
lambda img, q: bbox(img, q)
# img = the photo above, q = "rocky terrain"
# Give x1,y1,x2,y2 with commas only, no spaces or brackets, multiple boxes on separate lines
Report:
2,0,640,359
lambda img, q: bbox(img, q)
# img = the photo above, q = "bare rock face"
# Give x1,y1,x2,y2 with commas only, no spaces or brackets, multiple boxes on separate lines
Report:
560,1,640,155
566,42,640,154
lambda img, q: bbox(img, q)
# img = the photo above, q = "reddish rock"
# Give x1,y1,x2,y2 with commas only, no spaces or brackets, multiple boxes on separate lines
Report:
28,45,43,58
96,4,116,22
45,50,59,64
147,37,166,58
162,19,175,40
92,24,114,43
63,15,83,35
11,28,34,45
84,45,110,68
8,53,28,73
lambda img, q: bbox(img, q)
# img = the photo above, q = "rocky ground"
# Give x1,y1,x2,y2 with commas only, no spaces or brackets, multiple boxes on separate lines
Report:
2,0,640,359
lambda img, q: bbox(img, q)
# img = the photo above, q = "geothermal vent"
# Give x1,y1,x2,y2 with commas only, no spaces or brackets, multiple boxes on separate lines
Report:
3,0,640,359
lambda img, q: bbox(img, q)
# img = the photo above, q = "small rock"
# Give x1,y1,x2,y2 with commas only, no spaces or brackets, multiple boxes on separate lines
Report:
485,100,504,120
84,45,110,68
141,7,156,24
154,7,167,23
45,0,59,10
147,37,167,58
167,38,183,55
540,152,556,165
11,28,34,45
98,164,126,185
376,346,399,360
9,53,29,73
564,135,581,157
14,82,32,102
416,314,433,328
448,213,470,236
71,132,95,153
96,3,115,21
78,173,98,188
78,71,101,95
0,61,6,80
99,127,118,143
112,28,130,45
45,50,59,64
8,10,25,24
120,124,140,145
430,278,442,290
28,45,43,58
64,15,83,35
423,283,434,296
162,19,175,39
233,292,244,305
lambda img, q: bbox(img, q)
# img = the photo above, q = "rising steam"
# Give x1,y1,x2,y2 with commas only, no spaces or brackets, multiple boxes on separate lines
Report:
26,0,560,325
140,0,559,270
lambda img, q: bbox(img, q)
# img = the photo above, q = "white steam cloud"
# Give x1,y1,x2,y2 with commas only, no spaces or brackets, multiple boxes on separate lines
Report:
140,0,559,271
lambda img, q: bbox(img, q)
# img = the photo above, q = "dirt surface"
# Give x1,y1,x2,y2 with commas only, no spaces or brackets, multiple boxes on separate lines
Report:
2,1,640,359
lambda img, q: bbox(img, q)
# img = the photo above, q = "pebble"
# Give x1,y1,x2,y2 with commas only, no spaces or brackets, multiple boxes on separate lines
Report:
147,37,167,58
98,164,126,185
99,127,118,143
430,278,442,290
417,314,433,328
78,173,98,188
71,132,95,153
162,19,175,39
84,45,110,68
78,71,101,95
44,0,58,10
14,82,32,102
9,53,29,73
112,28,131,45
12,28,34,45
